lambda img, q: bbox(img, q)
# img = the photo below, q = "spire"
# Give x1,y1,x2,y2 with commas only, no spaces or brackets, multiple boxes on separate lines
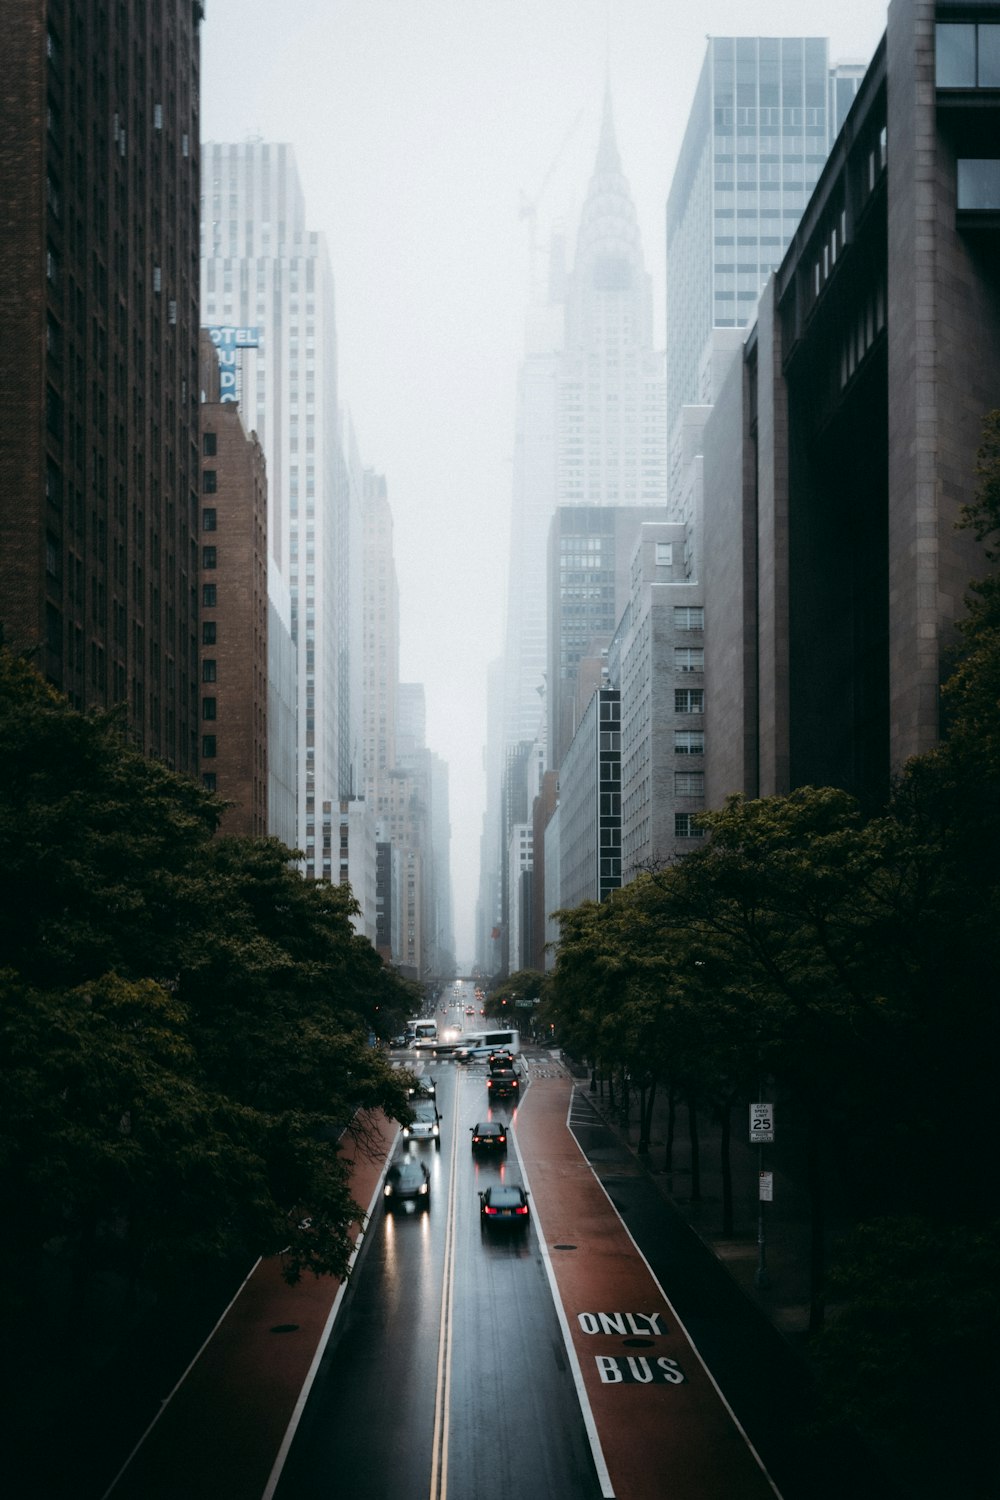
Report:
596,79,621,176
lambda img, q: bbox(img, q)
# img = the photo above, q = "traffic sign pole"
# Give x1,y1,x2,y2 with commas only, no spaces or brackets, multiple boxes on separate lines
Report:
750,1100,773,1289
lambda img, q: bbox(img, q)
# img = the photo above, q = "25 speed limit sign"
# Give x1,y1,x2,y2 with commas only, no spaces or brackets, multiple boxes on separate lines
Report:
750,1102,774,1143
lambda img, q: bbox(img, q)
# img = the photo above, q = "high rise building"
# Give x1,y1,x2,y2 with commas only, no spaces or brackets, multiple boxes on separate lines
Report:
200,142,353,874
501,90,667,761
666,37,839,493
701,0,1000,813
361,471,400,798
547,503,664,771
1,3,203,769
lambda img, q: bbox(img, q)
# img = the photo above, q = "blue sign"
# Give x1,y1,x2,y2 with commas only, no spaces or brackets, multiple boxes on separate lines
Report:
205,325,260,348
203,326,259,402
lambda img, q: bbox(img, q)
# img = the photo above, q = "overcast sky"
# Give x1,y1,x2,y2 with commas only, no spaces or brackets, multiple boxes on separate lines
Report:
200,0,890,966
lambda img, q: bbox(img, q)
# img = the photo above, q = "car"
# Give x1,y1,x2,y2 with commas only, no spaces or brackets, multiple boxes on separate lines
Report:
383,1158,431,1211
389,1035,409,1049
486,1068,519,1099
407,1075,437,1100
479,1183,530,1229
402,1100,442,1148
453,1043,494,1063
465,1005,475,1015
488,1050,516,1072
470,1121,508,1155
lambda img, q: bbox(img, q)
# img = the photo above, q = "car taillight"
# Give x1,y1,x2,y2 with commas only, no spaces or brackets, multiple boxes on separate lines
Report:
487,1080,493,1088
515,1205,528,1215
498,1135,506,1143
485,1205,498,1215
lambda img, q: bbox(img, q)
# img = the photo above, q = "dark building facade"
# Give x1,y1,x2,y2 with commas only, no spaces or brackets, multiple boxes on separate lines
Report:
704,0,1000,814
1,2,203,769
547,504,664,772
198,335,268,836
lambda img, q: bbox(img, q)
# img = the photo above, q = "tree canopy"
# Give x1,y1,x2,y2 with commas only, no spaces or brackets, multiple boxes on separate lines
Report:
0,646,416,1321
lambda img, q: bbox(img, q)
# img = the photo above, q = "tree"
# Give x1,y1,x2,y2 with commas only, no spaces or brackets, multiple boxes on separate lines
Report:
0,647,415,1320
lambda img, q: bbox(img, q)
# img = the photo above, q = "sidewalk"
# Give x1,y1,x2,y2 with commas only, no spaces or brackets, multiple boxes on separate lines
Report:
99,1110,399,1500
564,1060,827,1345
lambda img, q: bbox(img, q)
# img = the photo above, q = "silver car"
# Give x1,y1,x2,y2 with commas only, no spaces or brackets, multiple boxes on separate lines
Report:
402,1100,442,1149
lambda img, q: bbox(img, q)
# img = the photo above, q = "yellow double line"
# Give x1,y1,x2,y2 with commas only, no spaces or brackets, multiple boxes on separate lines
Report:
429,1068,461,1500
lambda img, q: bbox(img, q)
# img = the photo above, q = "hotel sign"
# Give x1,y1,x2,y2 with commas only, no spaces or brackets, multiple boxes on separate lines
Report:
204,326,260,402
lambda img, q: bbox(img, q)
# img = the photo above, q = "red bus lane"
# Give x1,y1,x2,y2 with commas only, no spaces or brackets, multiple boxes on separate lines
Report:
103,1110,399,1500
515,1076,781,1500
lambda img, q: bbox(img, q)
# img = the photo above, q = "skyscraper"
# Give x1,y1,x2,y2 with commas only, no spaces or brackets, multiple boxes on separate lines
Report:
502,89,667,763
1,3,203,769
201,142,353,873
666,37,838,491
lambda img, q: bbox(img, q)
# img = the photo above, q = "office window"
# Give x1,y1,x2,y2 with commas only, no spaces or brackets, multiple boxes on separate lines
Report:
674,731,705,755
202,583,217,607
674,647,704,673
674,689,704,714
202,546,217,569
674,772,704,796
202,469,217,493
202,660,217,682
202,621,216,645
202,735,217,757
674,606,704,630
202,772,217,792
202,432,217,456
655,541,673,566
202,507,217,532
957,159,1000,210
674,813,704,839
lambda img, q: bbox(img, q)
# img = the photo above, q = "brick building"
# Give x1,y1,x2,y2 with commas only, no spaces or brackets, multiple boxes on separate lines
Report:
1,2,203,770
198,335,268,837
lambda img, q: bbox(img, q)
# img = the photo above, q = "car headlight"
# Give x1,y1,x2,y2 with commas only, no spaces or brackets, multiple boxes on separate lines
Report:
384,1185,393,1197
432,1125,439,1136
419,1183,428,1194
402,1127,411,1137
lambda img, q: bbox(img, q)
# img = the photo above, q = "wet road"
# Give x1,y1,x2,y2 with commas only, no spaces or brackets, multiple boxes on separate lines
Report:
273,1060,603,1500
271,1035,903,1500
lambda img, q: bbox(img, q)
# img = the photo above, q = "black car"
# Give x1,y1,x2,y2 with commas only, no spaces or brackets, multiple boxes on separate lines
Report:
470,1121,508,1155
383,1158,431,1211
407,1075,437,1100
488,1050,516,1071
479,1184,530,1228
486,1068,519,1099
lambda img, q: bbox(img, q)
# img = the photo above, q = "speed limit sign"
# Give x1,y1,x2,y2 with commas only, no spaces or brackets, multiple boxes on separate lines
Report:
750,1102,774,1143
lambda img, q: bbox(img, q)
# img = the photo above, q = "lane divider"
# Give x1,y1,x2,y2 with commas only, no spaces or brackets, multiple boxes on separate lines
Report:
429,1067,462,1500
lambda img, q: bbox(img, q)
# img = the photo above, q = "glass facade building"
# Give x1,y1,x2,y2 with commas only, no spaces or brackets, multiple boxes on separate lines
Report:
666,37,838,476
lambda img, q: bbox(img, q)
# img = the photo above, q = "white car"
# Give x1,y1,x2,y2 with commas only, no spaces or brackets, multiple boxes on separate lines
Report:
403,1100,442,1149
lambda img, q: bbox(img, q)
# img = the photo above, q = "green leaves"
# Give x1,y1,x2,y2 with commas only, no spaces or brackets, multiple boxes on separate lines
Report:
0,648,417,1318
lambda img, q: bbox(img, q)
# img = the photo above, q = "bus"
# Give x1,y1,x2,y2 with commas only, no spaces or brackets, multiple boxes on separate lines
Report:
456,1026,520,1058
407,1018,438,1047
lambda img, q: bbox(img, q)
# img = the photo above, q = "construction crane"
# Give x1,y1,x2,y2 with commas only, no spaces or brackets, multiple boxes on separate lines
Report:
519,108,587,293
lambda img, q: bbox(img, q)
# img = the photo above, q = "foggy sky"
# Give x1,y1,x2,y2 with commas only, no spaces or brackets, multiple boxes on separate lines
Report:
200,0,890,965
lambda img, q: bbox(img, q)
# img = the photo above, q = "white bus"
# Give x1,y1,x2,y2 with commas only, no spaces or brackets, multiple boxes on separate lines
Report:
455,1026,520,1060
408,1018,438,1047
